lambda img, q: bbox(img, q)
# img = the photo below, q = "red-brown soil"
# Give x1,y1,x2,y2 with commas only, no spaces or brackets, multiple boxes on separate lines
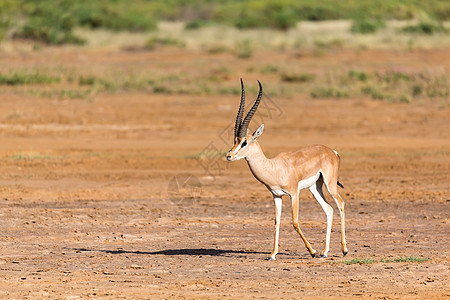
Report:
0,45,448,298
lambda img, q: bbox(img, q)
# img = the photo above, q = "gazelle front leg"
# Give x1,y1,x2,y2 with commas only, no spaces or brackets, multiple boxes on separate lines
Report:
291,192,317,257
268,196,282,260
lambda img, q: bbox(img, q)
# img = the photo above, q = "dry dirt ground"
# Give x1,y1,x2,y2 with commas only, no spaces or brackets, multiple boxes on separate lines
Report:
0,45,449,299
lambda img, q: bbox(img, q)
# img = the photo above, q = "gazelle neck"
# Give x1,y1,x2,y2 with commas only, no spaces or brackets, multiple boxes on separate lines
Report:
245,141,273,183
245,140,267,162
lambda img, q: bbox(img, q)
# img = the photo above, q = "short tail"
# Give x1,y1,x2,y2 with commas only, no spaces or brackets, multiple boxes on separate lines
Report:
337,181,344,189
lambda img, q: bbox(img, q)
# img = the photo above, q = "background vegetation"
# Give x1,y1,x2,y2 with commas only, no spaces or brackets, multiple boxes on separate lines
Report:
0,0,449,44
0,0,448,104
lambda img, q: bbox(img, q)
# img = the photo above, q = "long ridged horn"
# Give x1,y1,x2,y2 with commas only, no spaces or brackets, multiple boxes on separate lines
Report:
238,80,262,138
234,78,246,138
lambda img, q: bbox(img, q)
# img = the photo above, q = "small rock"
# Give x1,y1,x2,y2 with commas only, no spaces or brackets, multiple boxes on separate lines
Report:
130,264,144,269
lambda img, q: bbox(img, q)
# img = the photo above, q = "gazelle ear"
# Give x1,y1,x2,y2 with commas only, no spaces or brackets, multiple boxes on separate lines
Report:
252,124,264,141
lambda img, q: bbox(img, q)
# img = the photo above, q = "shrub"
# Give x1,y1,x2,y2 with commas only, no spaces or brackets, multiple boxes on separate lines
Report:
217,1,300,30
76,3,157,32
281,72,315,83
233,10,264,29
153,85,172,94
185,19,214,30
296,5,341,21
0,0,18,40
19,22,85,45
16,1,85,45
349,70,369,82
351,18,385,34
402,21,448,35
235,39,253,59
269,7,298,30
144,37,185,50
78,75,113,90
361,86,389,100
412,84,423,96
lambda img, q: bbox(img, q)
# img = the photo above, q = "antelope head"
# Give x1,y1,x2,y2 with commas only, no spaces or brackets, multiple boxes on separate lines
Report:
226,79,264,162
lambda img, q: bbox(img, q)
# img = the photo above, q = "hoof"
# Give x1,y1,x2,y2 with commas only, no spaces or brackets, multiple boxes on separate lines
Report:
343,251,348,257
266,257,276,261
320,254,327,258
310,252,316,258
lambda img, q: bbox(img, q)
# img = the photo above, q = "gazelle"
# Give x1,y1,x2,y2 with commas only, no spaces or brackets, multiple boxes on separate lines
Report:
226,79,348,260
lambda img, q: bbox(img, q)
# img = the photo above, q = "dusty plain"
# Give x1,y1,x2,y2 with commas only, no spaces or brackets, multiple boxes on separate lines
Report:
0,42,449,298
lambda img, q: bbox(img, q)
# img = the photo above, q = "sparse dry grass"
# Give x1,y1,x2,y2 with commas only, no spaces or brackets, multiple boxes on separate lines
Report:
0,21,448,104
0,58,447,105
72,20,450,51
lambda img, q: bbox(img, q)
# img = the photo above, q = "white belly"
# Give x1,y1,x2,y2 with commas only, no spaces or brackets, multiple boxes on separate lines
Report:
271,189,289,197
269,170,322,197
297,170,322,190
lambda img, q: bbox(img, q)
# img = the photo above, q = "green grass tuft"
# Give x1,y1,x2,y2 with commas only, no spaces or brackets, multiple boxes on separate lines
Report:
361,86,390,100
343,258,378,265
381,256,430,263
311,87,349,99
145,37,185,50
261,65,279,74
281,72,315,83
348,70,370,82
334,256,430,265
0,72,60,85
11,153,57,160
185,20,216,30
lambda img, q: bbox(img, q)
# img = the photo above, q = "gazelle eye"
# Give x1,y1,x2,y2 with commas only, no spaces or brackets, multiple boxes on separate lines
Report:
241,140,247,147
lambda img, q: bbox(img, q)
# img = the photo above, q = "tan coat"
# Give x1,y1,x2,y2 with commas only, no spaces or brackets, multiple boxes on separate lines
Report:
227,126,348,260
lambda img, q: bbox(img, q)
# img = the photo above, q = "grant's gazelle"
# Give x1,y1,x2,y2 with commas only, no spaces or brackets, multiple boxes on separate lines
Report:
226,79,348,260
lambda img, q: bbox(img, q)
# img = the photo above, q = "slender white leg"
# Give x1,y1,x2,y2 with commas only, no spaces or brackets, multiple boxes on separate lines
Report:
291,192,316,257
269,196,282,260
309,180,333,258
337,197,348,255
323,181,348,256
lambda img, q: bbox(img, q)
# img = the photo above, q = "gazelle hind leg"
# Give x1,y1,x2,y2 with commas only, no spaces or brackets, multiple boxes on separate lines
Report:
309,178,333,258
335,193,348,255
268,196,282,260
323,178,348,256
290,192,316,257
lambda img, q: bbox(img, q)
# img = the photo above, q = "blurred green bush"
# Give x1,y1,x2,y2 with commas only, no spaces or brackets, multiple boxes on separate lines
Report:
351,18,386,34
402,21,448,34
16,1,85,45
0,0,19,40
0,0,448,44
76,1,157,32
